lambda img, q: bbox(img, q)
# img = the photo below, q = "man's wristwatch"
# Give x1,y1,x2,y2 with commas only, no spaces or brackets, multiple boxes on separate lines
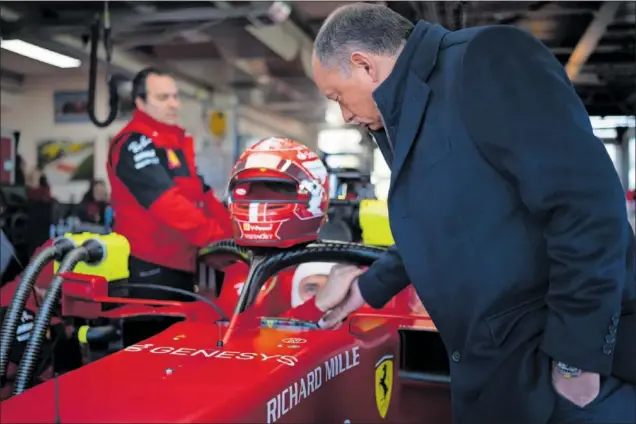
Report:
553,361,582,379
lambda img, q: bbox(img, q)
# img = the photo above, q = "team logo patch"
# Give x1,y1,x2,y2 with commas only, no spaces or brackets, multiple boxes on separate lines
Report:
375,354,394,419
166,148,181,169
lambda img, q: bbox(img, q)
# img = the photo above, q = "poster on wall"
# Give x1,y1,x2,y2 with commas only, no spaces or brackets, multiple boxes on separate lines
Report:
54,91,90,123
54,90,134,123
36,139,95,185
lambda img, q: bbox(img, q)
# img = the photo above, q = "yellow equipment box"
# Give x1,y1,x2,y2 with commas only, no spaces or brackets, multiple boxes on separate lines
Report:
54,232,130,281
359,200,394,247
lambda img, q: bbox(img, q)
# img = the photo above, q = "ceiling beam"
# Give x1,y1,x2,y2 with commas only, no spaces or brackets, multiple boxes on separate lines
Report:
565,1,621,82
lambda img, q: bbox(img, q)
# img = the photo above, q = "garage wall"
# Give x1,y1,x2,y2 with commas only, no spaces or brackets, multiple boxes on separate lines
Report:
3,71,216,201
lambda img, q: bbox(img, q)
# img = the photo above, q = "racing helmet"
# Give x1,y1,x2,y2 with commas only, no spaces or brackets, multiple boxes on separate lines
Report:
228,137,330,248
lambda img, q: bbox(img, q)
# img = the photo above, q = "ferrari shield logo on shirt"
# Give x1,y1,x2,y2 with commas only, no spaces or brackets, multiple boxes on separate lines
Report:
166,148,181,169
375,354,394,419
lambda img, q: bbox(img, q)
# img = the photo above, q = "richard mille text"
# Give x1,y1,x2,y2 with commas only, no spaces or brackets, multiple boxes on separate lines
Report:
266,346,360,423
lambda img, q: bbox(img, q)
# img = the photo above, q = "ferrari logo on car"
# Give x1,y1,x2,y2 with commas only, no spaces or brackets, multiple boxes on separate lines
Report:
375,354,394,419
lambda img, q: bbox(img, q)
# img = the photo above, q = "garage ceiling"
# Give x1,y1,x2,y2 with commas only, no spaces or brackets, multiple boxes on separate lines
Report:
1,1,634,124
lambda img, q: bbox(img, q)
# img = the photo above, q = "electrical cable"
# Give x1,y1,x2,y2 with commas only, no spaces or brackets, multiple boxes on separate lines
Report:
0,238,74,384
13,240,104,394
114,283,228,322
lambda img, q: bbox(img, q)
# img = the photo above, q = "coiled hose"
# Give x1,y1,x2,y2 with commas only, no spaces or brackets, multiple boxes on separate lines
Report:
0,238,75,385
237,242,387,313
199,239,251,265
13,241,104,395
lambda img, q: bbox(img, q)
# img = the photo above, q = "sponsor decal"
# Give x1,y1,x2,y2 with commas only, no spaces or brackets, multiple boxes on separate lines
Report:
252,138,305,151
16,310,34,343
127,135,152,154
282,338,306,344
301,159,328,183
245,153,283,170
375,354,394,419
266,346,360,423
297,179,325,217
235,187,247,196
238,220,283,241
296,150,318,161
124,344,298,367
166,148,181,169
128,136,159,170
243,222,273,231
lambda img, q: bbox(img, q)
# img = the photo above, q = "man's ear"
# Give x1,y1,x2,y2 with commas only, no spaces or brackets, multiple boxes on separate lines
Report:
350,52,378,82
134,97,145,110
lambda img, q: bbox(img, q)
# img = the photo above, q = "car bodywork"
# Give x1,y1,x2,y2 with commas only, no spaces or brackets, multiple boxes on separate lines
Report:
0,201,452,423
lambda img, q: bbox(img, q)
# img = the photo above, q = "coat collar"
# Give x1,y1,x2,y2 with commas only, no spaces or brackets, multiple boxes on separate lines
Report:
371,21,433,125
370,21,449,194
132,109,186,138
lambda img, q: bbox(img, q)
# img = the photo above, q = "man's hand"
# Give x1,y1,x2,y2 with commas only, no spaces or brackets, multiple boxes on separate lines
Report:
314,265,364,313
552,368,600,407
318,278,366,329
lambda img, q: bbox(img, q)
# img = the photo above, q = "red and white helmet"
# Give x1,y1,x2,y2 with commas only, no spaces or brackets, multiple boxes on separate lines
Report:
228,137,330,248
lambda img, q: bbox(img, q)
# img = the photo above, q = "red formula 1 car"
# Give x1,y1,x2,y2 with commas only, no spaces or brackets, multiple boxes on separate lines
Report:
0,242,451,423
0,137,451,423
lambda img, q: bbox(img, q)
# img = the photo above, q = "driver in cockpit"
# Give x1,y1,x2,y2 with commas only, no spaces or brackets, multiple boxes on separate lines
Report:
226,136,363,323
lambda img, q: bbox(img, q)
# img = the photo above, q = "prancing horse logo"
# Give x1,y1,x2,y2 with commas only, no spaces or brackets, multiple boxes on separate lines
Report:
374,354,394,419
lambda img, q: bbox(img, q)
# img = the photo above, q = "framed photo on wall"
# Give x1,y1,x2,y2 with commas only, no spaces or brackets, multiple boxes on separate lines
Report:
36,138,95,185
53,91,90,124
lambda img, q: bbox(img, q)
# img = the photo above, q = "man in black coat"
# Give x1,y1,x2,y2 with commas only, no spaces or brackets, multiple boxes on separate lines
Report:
310,3,636,424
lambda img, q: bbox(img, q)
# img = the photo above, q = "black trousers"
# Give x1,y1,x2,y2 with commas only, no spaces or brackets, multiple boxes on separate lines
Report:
119,256,195,347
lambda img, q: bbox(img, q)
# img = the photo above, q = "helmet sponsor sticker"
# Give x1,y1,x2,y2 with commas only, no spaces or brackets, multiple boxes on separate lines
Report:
245,153,283,170
251,137,306,151
238,220,283,241
296,150,318,161
301,159,328,183
266,347,360,423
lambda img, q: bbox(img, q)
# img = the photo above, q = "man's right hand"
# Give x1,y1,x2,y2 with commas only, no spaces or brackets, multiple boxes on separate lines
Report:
316,268,366,329
314,265,364,313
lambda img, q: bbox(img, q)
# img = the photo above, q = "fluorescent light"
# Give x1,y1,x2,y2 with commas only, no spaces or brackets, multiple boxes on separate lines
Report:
318,129,362,154
0,39,81,68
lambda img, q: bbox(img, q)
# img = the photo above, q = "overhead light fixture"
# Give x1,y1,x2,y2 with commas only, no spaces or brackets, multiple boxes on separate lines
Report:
0,39,81,68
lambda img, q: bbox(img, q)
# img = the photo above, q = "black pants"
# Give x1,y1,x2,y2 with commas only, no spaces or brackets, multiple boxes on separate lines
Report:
118,257,195,347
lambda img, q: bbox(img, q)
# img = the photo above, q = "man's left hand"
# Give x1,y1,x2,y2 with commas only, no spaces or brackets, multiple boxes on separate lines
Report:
552,368,600,407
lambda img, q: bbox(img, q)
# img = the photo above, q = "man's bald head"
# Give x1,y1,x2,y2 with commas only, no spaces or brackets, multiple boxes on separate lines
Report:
313,3,414,75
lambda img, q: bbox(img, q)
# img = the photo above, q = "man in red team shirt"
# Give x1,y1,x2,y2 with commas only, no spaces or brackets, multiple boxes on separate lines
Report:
107,67,232,344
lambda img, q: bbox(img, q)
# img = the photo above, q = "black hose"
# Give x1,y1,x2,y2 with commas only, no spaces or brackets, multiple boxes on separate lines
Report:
237,242,387,313
87,17,119,128
199,239,251,264
13,247,91,394
0,238,75,384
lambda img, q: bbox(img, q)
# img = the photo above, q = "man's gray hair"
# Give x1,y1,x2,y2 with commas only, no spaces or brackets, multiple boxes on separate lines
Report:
314,3,414,74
